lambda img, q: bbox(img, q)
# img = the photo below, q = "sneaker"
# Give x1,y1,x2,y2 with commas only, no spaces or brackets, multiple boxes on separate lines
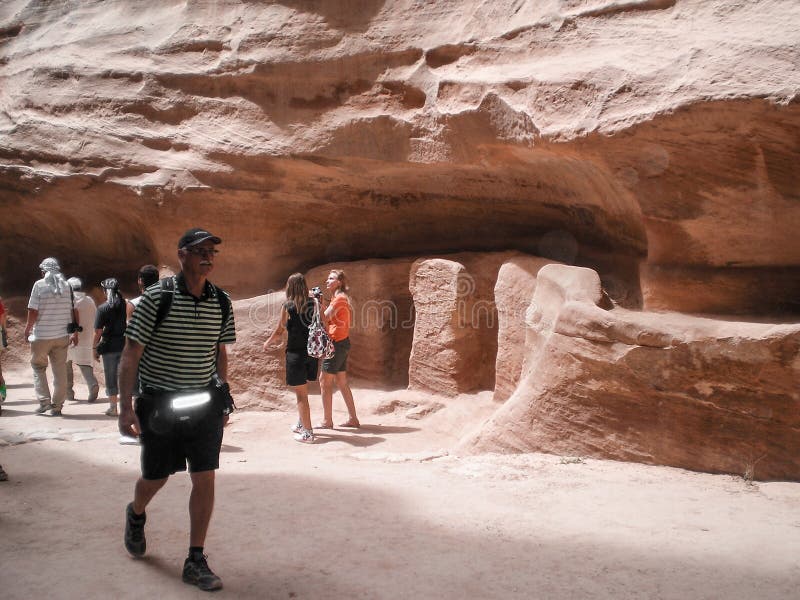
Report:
124,502,146,557
105,405,118,417
291,420,303,433
293,429,315,444
35,403,53,414
183,553,223,591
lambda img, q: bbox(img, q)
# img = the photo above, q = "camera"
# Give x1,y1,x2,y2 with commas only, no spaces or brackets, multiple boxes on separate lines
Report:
310,286,323,299
67,322,83,334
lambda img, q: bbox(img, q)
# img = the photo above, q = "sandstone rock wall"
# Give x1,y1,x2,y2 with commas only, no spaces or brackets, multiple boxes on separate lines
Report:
306,258,416,387
231,252,518,404
2,1,799,478
458,264,800,480
1,0,797,315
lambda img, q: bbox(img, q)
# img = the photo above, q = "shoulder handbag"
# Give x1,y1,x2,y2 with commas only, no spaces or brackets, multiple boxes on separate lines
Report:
307,299,335,359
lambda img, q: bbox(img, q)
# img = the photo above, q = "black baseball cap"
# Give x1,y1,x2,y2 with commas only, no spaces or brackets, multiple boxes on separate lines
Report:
178,227,222,249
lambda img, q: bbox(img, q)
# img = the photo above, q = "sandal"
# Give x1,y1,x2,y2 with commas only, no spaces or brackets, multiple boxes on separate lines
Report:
315,421,333,429
339,419,360,428
293,429,315,444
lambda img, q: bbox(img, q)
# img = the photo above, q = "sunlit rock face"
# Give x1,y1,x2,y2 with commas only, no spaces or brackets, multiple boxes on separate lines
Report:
2,0,797,312
2,1,799,478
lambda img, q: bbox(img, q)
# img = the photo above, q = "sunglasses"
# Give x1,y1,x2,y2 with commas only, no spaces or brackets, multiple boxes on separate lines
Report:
184,247,219,258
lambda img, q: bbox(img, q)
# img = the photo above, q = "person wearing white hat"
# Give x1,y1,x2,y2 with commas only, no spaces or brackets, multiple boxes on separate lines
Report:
24,257,79,416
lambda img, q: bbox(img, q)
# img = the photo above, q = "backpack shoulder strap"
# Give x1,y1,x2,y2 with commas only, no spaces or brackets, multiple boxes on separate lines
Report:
153,277,230,335
153,277,175,332
212,284,232,336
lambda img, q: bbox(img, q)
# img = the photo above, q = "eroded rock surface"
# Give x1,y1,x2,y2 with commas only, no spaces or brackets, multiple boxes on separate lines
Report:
1,1,799,479
459,264,800,480
493,256,556,402
1,0,798,314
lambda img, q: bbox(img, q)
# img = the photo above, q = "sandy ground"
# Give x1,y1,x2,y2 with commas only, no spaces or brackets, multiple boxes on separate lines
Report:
1,362,799,600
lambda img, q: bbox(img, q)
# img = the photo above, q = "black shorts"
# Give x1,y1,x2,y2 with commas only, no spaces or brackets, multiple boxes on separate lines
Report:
322,337,350,374
286,351,318,386
135,395,224,480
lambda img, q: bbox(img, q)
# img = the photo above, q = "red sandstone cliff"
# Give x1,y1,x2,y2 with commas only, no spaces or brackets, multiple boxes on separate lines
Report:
1,0,798,479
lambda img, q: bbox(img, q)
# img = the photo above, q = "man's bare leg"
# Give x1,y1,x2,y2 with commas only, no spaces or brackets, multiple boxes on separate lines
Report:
189,470,215,547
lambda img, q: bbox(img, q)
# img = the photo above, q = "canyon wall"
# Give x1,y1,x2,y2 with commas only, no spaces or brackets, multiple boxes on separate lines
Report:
2,0,799,478
2,0,797,309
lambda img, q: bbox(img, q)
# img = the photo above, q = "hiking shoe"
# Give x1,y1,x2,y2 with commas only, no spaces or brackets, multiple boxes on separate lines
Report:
291,420,303,433
35,404,53,414
183,553,223,591
124,502,146,557
293,429,315,444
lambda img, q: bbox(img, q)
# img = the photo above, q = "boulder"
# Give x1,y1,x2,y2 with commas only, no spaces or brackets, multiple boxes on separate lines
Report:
408,252,515,396
492,256,555,402
459,265,800,481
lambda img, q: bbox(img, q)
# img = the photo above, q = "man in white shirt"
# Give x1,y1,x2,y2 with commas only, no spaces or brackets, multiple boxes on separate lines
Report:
24,258,78,416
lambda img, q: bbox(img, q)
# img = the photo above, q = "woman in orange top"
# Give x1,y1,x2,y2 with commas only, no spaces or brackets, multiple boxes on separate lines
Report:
318,269,359,428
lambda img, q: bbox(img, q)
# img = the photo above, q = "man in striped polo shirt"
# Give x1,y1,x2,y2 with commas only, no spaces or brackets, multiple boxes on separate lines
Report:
24,257,79,416
117,228,236,592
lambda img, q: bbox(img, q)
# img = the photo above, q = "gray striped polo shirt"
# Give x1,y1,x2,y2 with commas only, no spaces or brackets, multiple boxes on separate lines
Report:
125,274,236,392
27,279,73,340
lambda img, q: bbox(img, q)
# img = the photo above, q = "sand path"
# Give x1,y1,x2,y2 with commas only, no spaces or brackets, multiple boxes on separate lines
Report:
1,364,798,599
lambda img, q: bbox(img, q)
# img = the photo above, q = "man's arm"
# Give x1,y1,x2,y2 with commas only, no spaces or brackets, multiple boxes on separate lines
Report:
216,343,229,382
24,308,38,341
118,339,145,437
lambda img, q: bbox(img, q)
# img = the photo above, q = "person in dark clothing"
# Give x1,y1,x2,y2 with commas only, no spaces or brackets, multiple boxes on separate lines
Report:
264,273,319,444
93,277,126,416
127,264,160,321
